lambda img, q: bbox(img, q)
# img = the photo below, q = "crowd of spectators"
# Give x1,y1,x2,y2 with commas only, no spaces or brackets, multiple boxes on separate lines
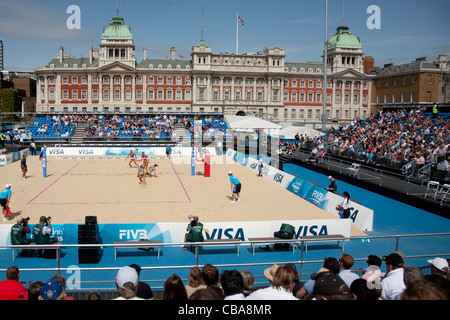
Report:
1,253,448,300
324,109,449,170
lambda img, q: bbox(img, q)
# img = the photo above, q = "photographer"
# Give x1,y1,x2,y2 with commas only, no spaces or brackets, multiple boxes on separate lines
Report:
183,215,204,251
32,216,57,257
11,216,31,245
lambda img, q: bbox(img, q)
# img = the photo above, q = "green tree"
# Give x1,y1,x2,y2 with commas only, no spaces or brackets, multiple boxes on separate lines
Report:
0,90,22,122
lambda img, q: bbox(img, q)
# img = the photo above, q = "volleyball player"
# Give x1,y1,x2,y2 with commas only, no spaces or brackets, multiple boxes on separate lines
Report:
140,151,149,170
137,164,146,185
127,150,139,168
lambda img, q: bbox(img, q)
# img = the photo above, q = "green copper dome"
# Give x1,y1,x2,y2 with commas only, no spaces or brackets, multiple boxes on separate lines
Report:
327,26,361,49
102,16,133,39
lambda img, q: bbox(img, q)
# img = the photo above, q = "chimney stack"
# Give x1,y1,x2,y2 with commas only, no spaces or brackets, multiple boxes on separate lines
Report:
170,47,176,61
143,46,147,60
89,46,93,64
59,46,64,63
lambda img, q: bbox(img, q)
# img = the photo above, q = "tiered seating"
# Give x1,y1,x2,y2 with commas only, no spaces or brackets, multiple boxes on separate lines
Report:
29,116,76,140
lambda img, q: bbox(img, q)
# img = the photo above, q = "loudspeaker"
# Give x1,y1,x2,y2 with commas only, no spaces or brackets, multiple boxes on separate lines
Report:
78,247,102,264
78,225,99,244
85,216,98,226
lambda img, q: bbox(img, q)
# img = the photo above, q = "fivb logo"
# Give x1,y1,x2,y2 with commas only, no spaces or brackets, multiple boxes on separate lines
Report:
119,229,148,240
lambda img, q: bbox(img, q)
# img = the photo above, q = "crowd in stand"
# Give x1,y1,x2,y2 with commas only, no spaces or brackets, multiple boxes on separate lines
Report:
325,109,449,169
1,252,448,300
289,109,449,174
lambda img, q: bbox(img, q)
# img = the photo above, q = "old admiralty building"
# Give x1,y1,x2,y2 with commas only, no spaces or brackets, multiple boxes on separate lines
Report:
35,14,372,124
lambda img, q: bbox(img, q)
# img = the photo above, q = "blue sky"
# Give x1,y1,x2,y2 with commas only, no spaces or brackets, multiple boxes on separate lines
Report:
1,0,449,71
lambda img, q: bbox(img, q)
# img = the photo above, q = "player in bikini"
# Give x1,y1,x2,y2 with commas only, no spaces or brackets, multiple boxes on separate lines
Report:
127,149,139,168
137,164,147,185
146,163,159,177
140,151,149,170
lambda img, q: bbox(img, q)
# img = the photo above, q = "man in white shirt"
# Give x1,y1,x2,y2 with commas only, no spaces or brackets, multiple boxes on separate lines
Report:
379,253,406,300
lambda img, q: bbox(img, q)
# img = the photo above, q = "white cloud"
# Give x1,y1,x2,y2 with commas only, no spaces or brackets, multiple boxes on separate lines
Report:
0,0,94,42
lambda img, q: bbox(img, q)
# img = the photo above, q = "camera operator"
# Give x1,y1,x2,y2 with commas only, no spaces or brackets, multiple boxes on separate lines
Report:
10,216,31,245
183,215,204,251
32,216,57,257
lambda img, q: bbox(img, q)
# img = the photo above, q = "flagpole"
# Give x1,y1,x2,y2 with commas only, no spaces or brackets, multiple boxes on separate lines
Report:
322,0,328,131
236,12,239,55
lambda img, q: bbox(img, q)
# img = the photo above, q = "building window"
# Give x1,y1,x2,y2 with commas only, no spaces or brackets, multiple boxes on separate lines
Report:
103,76,109,84
114,76,120,84
185,90,191,100
125,89,131,100
103,89,109,100
81,90,87,100
291,91,297,102
157,90,164,100
307,109,312,119
62,77,68,84
92,89,98,100
167,77,173,85
72,77,78,84
92,77,98,84
291,109,296,118
72,90,78,99
114,88,120,100
176,77,182,85
157,77,163,85
307,92,314,102
167,90,173,100
335,93,341,103
299,109,304,118
176,90,182,100
273,108,278,118
300,92,305,102
136,90,142,100
148,89,154,100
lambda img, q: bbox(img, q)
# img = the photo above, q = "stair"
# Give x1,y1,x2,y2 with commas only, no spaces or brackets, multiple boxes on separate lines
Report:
70,123,86,144
172,123,191,147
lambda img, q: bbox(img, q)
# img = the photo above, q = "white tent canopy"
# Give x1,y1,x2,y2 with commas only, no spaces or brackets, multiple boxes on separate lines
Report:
225,115,282,132
276,125,325,139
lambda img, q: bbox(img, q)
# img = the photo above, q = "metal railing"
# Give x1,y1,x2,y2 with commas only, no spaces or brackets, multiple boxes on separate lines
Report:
3,232,450,296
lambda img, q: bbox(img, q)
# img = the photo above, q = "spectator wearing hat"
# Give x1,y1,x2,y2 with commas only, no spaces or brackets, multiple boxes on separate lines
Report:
0,266,27,300
0,184,12,221
129,263,154,300
310,271,350,300
380,252,406,300
428,257,449,279
246,264,298,300
39,279,64,300
228,171,241,203
113,266,145,300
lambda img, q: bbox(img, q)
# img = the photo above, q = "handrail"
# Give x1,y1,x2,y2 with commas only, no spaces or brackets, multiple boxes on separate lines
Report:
3,233,450,282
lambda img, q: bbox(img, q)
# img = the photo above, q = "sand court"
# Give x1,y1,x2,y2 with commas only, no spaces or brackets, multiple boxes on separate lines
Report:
0,154,365,236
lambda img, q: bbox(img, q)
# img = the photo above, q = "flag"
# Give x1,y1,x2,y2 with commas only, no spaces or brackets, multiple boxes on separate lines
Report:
179,55,184,59
238,15,245,26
